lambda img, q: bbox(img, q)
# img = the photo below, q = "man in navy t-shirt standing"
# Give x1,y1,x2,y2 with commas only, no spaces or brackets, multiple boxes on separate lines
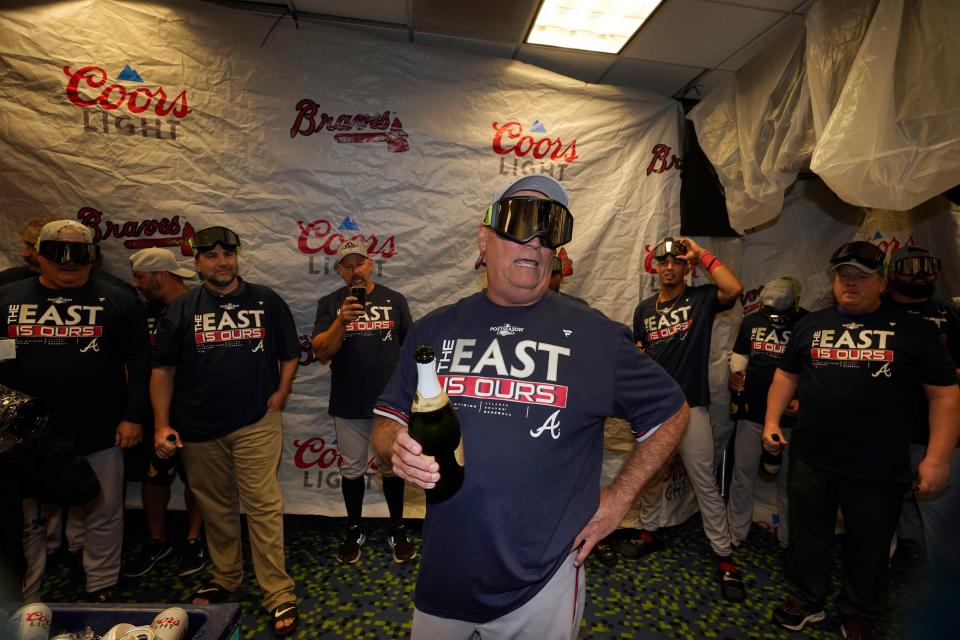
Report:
628,236,747,602
371,175,689,639
311,239,414,565
765,241,959,638
152,226,300,637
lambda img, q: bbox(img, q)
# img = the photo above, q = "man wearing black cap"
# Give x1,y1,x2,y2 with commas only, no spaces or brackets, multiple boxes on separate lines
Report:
727,277,805,549
311,238,414,565
0,220,150,601
884,246,960,577
629,235,747,602
371,175,689,639
152,226,300,637
765,241,960,639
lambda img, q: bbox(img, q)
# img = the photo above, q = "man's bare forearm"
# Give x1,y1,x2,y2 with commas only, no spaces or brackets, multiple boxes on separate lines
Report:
371,414,405,460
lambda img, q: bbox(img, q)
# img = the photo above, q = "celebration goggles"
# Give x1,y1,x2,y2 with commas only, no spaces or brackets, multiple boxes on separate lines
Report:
36,240,100,265
829,241,886,273
482,196,573,249
188,226,241,254
653,238,688,263
892,255,941,277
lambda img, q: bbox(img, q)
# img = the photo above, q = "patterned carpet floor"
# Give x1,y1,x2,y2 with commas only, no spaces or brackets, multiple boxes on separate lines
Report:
36,511,935,639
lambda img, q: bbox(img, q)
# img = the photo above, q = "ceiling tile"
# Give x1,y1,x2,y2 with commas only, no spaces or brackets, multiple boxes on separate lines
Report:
412,0,537,43
515,44,615,84
680,68,733,99
602,58,704,97
414,32,517,58
621,0,783,68
702,0,809,12
717,13,803,70
283,0,409,24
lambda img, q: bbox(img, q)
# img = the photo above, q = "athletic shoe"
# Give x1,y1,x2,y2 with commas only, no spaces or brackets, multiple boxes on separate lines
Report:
771,600,826,631
337,525,366,564
176,538,207,577
122,538,173,578
388,525,417,564
841,615,874,640
87,587,116,603
593,541,618,567
716,558,746,602
620,530,662,559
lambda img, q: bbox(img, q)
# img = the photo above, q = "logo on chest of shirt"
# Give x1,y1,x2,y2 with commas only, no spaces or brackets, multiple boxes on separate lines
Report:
644,305,693,342
6,303,105,340
342,305,396,334
810,328,895,363
435,337,571,410
750,326,791,355
193,309,266,345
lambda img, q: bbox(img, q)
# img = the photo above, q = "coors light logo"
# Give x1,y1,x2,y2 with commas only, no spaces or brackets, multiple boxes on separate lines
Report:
63,64,190,140
297,216,396,276
493,120,577,181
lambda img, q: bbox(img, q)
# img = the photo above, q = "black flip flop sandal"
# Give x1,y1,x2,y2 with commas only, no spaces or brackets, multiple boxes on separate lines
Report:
192,582,232,605
272,601,299,638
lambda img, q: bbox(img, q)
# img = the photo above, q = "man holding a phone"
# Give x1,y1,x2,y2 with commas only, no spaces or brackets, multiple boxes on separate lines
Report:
311,240,415,565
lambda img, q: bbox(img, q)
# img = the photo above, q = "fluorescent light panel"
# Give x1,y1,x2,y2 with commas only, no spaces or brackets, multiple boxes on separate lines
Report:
526,0,663,54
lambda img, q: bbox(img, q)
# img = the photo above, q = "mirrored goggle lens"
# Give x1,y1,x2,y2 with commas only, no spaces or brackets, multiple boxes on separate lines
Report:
485,197,573,249
653,239,687,262
189,227,241,253
830,242,885,270
36,241,100,265
894,256,940,276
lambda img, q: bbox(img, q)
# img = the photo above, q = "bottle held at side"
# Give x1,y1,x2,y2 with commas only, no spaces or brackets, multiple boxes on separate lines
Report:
146,435,178,482
761,433,783,476
408,344,464,504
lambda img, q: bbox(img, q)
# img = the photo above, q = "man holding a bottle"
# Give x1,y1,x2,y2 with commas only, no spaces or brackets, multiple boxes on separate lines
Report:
371,175,689,639
764,241,959,638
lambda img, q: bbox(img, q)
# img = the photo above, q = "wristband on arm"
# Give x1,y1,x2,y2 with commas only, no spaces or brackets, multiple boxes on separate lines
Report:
699,250,721,273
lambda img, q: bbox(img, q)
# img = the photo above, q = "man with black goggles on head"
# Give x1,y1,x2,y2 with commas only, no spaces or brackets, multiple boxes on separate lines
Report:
883,246,960,582
765,241,959,638
0,219,151,602
371,174,688,639
152,225,301,637
628,235,747,602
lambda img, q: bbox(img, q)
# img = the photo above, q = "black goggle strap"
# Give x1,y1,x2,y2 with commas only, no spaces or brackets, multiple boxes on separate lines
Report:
482,198,573,248
188,227,241,253
36,241,100,265
894,255,941,275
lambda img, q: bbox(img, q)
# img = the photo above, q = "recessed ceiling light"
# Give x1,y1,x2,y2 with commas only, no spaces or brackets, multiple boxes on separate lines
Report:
526,0,664,54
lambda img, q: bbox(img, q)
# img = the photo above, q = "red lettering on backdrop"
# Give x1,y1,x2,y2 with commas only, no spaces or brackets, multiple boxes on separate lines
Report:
62,66,191,119
293,437,344,469
296,219,396,258
646,143,680,175
290,100,409,151
491,122,579,163
76,207,195,256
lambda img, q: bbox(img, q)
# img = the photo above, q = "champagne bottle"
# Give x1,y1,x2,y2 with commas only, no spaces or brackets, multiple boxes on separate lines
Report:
408,344,464,504
761,433,783,475
147,434,178,481
729,388,747,422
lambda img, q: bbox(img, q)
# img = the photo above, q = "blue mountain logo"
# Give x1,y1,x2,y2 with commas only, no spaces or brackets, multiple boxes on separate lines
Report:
339,217,360,231
117,64,143,82
530,120,547,133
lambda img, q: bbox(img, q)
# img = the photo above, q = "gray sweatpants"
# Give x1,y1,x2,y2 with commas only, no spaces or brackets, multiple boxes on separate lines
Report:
726,420,790,547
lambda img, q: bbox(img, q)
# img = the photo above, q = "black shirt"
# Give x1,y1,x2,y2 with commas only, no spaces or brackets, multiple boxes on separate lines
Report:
778,303,957,483
312,284,412,418
633,284,733,407
732,309,805,424
0,276,150,455
153,279,300,441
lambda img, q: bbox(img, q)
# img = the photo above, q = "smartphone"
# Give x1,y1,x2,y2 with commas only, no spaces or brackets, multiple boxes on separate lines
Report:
350,286,366,308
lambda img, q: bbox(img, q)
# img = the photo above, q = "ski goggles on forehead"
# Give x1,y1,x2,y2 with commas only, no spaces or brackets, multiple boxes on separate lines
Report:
188,226,241,253
36,240,100,265
893,255,941,276
830,241,886,272
482,197,573,249
653,239,688,263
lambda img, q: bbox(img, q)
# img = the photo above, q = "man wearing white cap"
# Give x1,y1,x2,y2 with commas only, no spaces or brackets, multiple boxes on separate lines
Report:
122,248,206,581
371,175,688,639
0,220,151,601
765,241,960,638
311,239,414,565
727,276,805,549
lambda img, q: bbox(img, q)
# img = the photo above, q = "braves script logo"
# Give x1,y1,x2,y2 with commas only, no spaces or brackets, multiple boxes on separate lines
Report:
741,285,763,314
646,144,681,175
77,207,196,256
872,233,915,258
290,99,409,152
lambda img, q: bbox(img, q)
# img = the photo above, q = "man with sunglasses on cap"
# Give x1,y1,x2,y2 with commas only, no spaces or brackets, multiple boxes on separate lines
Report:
152,226,301,637
727,277,805,550
371,175,689,639
764,241,959,638
122,248,206,582
884,246,960,581
629,235,747,602
0,219,151,601
311,239,415,565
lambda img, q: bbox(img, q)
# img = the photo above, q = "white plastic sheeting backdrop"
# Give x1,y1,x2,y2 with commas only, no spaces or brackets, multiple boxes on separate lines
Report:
0,0,692,519
689,0,960,233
